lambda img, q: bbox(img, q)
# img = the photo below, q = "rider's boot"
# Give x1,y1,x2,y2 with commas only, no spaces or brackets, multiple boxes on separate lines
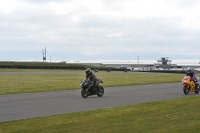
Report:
93,86,97,92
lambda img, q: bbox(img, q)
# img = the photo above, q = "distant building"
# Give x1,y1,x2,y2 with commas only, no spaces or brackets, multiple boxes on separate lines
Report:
73,57,200,72
154,57,177,70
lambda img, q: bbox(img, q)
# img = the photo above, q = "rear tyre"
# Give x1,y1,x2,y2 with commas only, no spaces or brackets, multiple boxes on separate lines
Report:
97,86,104,97
183,85,190,95
81,89,88,98
195,85,200,94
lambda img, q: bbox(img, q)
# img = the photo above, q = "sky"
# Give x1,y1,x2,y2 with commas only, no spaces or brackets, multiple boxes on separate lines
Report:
0,0,200,62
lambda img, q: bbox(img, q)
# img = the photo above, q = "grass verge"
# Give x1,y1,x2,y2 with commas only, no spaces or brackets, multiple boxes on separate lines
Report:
0,72,191,95
0,73,198,95
0,68,83,72
0,96,200,133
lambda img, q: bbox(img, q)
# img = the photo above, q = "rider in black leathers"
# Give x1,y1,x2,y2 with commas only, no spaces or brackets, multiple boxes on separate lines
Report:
186,67,198,84
85,68,97,90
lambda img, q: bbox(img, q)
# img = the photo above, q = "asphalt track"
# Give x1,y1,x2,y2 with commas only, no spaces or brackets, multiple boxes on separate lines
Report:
1,82,199,122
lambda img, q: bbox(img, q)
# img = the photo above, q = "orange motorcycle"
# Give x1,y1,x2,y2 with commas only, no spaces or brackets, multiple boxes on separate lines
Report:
182,76,200,95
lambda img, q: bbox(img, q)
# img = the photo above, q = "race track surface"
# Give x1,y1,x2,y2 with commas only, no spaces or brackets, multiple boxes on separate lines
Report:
1,82,199,122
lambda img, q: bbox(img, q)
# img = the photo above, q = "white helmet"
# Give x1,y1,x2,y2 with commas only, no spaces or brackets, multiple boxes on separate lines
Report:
187,67,191,73
85,68,91,74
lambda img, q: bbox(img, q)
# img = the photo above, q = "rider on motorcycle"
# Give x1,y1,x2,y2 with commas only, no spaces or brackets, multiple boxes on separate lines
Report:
186,67,198,84
85,68,97,90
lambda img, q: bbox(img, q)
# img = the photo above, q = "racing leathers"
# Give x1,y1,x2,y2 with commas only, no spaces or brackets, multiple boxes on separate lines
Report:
86,72,97,89
186,70,198,83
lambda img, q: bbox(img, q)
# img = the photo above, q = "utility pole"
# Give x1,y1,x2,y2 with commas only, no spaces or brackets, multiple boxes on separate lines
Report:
137,56,139,64
42,50,45,62
45,47,46,63
42,47,46,62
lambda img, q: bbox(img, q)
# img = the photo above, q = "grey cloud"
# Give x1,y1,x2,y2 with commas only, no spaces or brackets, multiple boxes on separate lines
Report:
2,12,198,49
1,0,200,60
18,0,69,3
176,0,199,8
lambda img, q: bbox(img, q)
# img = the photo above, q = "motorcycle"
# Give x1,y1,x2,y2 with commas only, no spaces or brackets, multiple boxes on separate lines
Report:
182,76,200,95
80,78,104,98
94,68,99,73
107,68,111,72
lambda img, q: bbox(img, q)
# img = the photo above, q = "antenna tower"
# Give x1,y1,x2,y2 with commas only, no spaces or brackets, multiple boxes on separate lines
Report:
42,47,46,62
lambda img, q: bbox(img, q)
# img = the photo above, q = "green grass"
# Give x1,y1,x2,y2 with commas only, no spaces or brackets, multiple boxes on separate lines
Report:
0,96,200,133
0,68,83,72
0,74,83,94
0,72,192,95
0,69,199,132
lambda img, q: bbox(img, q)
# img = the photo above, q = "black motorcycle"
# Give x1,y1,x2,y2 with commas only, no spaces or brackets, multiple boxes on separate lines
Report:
107,68,111,72
94,68,99,73
80,78,104,98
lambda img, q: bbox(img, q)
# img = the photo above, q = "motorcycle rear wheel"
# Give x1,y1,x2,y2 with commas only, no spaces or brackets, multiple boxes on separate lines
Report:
97,86,104,97
183,85,190,95
81,89,88,98
195,85,200,94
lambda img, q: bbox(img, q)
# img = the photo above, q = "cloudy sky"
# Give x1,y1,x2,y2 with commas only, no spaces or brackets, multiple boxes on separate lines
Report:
0,0,200,61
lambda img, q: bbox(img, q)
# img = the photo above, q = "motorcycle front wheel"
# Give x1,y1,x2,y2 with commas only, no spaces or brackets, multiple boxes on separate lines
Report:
81,88,88,98
183,85,190,95
97,86,104,97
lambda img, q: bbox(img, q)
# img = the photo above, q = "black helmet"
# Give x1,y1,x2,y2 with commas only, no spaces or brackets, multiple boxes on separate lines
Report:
85,68,91,74
187,67,191,73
